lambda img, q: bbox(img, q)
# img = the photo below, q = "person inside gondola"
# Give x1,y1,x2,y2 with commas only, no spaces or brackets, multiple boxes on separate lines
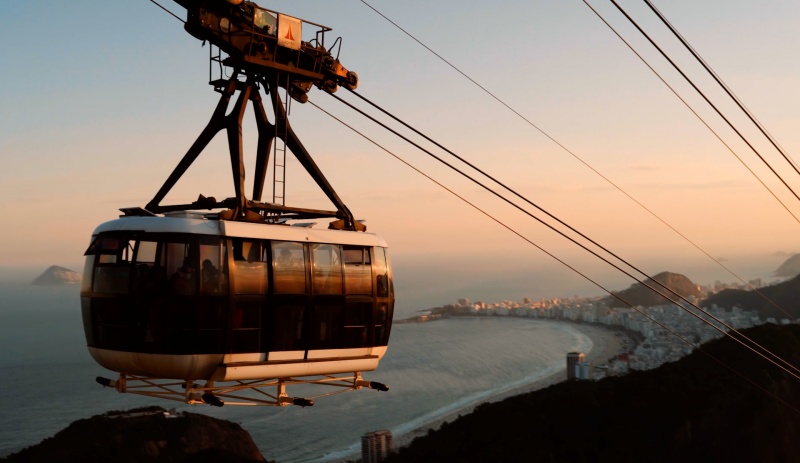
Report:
277,247,294,266
170,257,196,296
201,258,220,294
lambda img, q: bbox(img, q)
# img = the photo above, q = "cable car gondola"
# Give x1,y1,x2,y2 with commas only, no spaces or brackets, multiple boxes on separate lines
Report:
83,1,392,407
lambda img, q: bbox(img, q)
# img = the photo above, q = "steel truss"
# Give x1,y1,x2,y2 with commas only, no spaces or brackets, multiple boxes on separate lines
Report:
96,371,389,407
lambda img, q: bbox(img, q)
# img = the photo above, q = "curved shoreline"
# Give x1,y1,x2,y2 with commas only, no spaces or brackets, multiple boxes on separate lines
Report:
391,322,624,449
323,320,626,462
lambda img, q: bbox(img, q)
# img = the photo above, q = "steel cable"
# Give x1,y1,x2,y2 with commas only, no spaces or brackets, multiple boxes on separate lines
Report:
359,0,800,319
310,97,800,414
326,91,800,381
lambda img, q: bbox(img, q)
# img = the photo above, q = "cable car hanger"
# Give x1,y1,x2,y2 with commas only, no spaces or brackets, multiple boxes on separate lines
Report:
137,0,364,231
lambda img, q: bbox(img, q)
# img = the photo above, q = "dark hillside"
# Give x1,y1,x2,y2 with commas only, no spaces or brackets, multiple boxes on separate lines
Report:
775,253,800,278
1,407,267,463
387,324,800,463
704,274,800,320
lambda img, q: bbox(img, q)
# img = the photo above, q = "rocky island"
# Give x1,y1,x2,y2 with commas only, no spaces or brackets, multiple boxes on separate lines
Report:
32,265,81,285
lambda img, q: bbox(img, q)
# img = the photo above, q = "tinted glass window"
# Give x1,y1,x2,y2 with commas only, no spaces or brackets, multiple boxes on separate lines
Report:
344,246,372,295
231,301,262,352
267,304,305,351
374,303,392,345
93,265,130,294
137,241,158,264
273,241,306,294
374,247,390,297
81,255,93,293
132,240,164,294
312,243,342,294
200,237,228,295
231,239,267,295
91,236,134,294
342,302,371,347
166,240,196,296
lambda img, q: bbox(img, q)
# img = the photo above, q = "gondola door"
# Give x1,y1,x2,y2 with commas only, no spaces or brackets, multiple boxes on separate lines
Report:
267,241,309,358
308,243,346,352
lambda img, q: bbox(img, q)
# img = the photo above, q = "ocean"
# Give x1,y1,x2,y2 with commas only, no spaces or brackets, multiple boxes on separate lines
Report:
0,279,591,462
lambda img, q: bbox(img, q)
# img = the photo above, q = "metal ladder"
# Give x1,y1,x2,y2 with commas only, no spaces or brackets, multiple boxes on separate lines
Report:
272,75,291,206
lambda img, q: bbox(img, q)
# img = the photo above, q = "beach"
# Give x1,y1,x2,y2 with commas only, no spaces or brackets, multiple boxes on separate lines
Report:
390,321,626,449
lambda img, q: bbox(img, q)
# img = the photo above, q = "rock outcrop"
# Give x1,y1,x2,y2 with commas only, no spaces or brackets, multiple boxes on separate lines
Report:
605,271,701,308
1,406,267,463
32,266,81,285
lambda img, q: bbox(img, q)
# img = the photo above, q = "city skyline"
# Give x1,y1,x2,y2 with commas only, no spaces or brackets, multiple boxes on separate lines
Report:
2,1,799,301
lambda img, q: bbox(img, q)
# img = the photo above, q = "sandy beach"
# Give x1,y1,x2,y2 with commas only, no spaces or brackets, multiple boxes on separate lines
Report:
391,321,627,449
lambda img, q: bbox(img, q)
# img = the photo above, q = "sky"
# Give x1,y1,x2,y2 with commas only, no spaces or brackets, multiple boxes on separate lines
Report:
2,0,800,304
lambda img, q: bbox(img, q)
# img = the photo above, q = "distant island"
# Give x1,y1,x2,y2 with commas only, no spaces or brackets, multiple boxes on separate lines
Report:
32,265,81,285
0,406,268,463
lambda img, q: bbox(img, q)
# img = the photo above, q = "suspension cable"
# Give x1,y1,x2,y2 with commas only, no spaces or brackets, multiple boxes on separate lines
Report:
326,92,800,381
348,87,795,321
359,0,800,316
309,98,800,414
644,0,800,174
609,0,800,206
583,0,800,225
148,0,185,24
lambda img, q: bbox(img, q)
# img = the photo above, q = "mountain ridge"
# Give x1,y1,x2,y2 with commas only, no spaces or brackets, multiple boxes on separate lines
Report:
605,271,701,308
704,273,800,320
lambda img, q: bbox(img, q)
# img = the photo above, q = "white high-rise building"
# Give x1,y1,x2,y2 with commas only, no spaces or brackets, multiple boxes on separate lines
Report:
575,361,591,380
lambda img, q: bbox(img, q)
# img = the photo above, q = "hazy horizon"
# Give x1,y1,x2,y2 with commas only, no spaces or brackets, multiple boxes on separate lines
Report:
3,246,793,319
2,1,800,312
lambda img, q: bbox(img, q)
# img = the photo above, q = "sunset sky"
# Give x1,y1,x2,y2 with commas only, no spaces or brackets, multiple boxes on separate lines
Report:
2,0,799,301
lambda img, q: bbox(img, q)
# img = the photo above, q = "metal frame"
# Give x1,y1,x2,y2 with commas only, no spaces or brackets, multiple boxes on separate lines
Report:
147,1,363,229
97,372,388,407
143,70,360,229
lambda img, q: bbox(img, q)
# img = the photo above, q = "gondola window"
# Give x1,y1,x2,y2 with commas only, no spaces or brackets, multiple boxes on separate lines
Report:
232,239,265,295
312,243,343,294
273,241,306,293
343,246,372,294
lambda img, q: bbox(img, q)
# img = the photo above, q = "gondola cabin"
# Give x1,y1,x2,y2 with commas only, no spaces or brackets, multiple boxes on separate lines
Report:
84,0,391,406
81,212,394,386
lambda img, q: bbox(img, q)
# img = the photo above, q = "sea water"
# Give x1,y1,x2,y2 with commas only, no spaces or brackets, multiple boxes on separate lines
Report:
0,280,591,462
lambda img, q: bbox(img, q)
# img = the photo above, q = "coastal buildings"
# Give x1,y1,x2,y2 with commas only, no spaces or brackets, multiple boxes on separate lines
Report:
362,430,394,463
576,361,591,380
566,352,584,380
416,288,779,374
